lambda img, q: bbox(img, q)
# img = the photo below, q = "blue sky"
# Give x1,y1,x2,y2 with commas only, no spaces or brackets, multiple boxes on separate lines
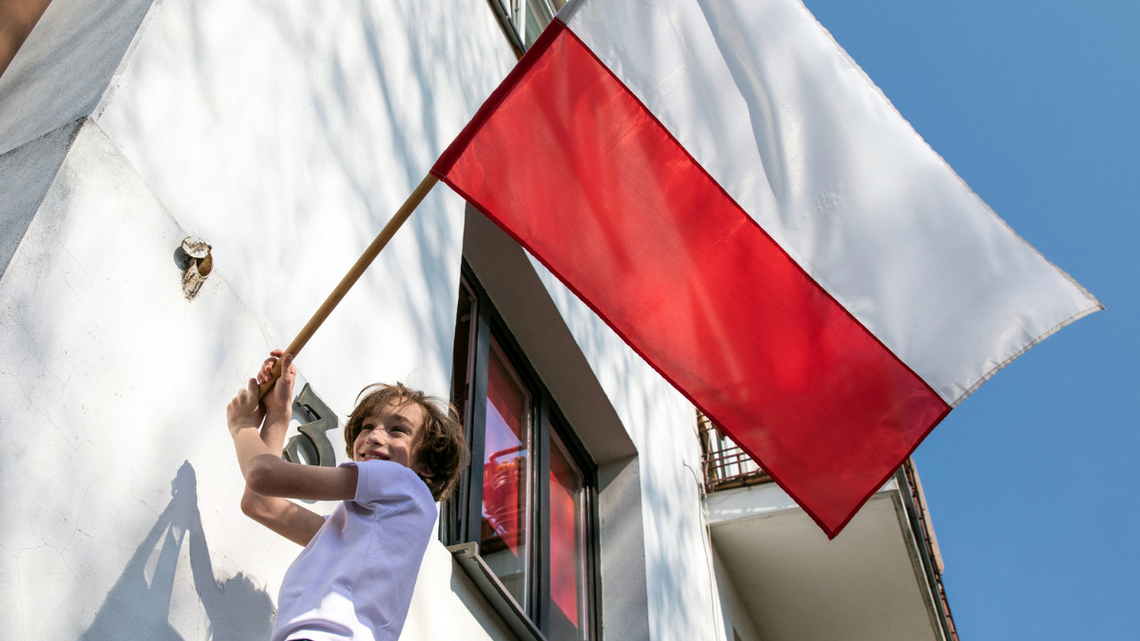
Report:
798,1,1138,638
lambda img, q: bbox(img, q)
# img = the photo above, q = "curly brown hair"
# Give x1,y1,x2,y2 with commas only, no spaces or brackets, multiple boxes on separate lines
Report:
344,383,468,501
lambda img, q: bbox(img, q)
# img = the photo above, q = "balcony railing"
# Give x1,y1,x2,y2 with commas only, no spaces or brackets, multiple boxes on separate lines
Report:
900,458,960,641
696,411,960,641
698,411,771,493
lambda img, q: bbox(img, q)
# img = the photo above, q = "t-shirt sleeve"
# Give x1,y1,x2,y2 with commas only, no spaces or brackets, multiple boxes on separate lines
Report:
341,459,430,511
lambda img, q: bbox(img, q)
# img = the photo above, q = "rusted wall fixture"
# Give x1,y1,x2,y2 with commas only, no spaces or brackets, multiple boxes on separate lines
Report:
177,236,212,299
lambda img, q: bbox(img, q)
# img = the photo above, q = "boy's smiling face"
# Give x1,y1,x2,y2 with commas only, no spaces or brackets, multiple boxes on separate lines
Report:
352,400,426,473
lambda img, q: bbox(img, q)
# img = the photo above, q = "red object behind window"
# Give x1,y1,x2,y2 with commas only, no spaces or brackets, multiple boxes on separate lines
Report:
549,434,583,634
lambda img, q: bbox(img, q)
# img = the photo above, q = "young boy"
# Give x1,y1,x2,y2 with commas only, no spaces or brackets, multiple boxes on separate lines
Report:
226,350,467,641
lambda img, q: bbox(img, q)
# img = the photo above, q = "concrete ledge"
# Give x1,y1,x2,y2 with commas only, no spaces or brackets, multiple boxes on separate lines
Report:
449,542,547,641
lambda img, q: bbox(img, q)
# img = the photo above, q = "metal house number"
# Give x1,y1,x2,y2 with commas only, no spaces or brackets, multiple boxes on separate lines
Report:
284,384,339,467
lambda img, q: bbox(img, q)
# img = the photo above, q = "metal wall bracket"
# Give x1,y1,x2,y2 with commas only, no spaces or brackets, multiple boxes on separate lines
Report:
177,236,213,299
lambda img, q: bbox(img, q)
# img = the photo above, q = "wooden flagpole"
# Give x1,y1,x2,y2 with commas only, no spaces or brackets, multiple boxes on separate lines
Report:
258,173,440,398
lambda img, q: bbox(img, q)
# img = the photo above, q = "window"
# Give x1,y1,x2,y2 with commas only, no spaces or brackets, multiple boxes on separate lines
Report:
548,427,589,638
445,267,597,641
490,0,567,54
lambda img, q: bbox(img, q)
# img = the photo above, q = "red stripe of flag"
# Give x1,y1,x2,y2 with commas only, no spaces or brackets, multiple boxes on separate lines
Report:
434,20,949,537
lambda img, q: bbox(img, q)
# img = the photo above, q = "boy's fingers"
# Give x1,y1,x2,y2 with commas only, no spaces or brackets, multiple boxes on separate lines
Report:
276,355,295,389
257,351,288,385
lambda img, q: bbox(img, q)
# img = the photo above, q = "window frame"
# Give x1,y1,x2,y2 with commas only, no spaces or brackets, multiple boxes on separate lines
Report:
444,262,600,641
487,0,564,56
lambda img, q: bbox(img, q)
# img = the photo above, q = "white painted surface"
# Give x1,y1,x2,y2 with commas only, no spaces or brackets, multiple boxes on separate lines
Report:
1,119,289,639
0,0,528,637
403,541,518,641
0,116,516,641
705,476,898,526
0,0,156,155
0,120,81,276
709,490,939,641
712,544,763,641
92,0,516,408
562,0,1098,404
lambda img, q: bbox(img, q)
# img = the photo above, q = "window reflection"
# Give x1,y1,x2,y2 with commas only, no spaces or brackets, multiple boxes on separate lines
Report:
549,430,586,640
480,337,532,607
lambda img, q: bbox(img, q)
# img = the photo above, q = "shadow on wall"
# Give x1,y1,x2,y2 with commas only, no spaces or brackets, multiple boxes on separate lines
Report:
0,0,53,76
81,461,274,641
237,0,513,383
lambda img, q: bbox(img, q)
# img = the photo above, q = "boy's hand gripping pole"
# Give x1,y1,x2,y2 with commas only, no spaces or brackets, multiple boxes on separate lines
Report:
258,173,440,399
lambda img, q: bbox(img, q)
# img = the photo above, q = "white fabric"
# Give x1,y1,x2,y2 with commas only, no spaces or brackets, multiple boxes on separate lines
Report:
271,460,436,641
559,0,1099,404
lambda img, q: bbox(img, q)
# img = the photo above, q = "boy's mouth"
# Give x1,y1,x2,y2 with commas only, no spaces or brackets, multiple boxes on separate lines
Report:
360,451,389,461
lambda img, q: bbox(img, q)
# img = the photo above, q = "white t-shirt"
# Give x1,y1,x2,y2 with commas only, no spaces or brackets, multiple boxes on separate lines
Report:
271,460,437,641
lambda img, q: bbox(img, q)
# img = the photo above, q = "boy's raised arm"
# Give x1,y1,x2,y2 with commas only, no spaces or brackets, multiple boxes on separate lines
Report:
240,487,327,546
228,352,356,545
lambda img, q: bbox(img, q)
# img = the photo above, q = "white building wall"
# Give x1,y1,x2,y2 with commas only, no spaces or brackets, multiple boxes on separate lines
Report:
0,0,154,156
90,0,516,406
0,117,520,641
712,542,764,641
0,121,78,275
0,0,725,639
1,117,279,639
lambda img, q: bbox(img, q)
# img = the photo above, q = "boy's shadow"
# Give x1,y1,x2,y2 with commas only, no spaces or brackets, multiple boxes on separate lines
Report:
81,461,275,641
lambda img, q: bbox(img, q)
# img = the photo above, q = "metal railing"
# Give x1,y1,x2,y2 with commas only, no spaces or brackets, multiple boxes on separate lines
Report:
697,412,770,493
900,459,961,641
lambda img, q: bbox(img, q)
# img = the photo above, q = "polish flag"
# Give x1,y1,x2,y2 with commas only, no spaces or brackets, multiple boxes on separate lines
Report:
433,0,1100,537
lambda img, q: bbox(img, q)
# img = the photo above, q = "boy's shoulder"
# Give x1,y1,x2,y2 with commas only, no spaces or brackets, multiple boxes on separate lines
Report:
346,459,434,508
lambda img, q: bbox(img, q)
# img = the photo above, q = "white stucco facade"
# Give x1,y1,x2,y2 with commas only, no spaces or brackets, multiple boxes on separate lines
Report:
0,1,722,639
